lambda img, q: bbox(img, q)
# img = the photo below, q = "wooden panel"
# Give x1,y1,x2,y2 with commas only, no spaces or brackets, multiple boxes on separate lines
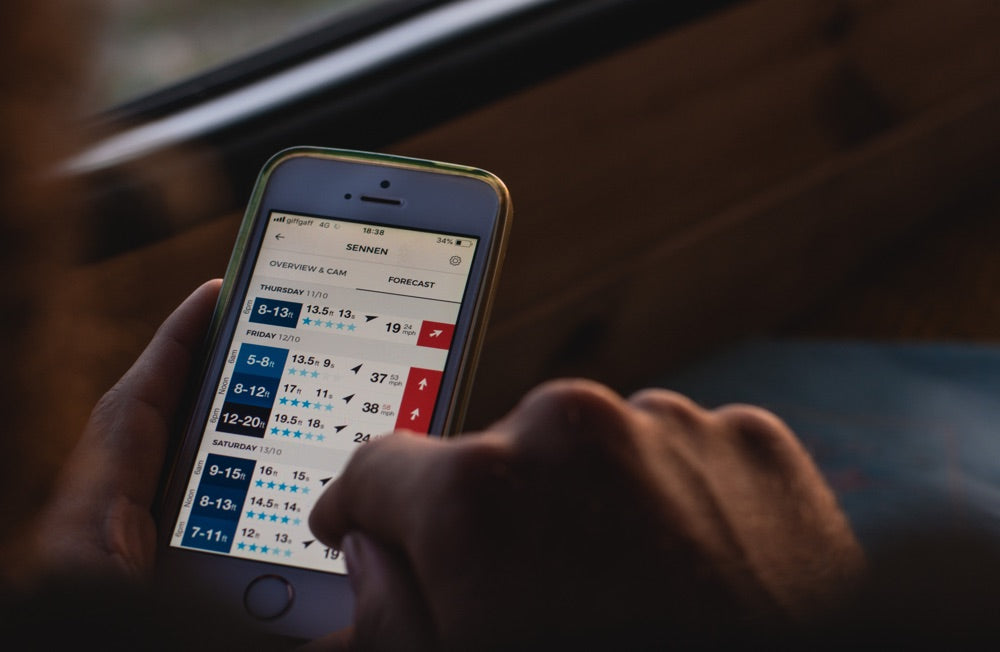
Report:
385,0,1000,425
39,0,1000,436
461,88,1000,426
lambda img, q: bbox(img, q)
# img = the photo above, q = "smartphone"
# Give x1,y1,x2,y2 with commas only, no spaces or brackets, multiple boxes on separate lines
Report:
155,147,511,641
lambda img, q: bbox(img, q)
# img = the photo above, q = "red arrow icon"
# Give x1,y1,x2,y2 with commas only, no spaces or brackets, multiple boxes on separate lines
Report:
395,368,441,434
417,321,454,349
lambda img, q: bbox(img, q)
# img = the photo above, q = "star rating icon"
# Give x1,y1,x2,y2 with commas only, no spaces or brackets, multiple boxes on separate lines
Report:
274,429,327,441
300,317,361,336
236,542,292,558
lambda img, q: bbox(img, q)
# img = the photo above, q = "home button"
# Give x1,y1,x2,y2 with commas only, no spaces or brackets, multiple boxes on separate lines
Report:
244,575,294,620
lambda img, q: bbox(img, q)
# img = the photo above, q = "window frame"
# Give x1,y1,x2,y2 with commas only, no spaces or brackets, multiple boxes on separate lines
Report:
70,0,740,261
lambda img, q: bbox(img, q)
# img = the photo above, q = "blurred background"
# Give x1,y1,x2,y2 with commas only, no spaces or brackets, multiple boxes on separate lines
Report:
95,0,371,107
1,0,998,557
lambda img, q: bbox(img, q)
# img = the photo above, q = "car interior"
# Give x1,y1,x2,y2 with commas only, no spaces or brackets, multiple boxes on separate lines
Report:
7,0,1000,557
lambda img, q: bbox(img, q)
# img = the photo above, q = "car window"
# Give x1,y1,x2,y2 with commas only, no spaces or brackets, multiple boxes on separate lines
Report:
95,0,384,108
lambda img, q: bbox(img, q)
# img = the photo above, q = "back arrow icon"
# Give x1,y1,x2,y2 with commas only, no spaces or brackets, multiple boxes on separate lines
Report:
275,233,284,240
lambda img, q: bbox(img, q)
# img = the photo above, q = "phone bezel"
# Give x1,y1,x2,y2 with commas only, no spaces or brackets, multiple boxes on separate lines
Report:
154,147,511,641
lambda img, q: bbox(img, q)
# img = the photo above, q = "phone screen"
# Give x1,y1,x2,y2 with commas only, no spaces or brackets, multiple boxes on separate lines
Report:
169,210,479,574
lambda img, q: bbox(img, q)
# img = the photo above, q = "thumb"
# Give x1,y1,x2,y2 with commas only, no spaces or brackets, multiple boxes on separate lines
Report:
26,280,221,579
341,532,435,651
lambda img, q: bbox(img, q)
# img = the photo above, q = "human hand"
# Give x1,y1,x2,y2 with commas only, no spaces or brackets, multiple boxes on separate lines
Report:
24,280,221,581
308,378,864,650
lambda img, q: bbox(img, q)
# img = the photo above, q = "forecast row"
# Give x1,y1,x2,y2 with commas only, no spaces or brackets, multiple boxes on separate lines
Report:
213,343,444,447
249,296,455,350
178,453,346,572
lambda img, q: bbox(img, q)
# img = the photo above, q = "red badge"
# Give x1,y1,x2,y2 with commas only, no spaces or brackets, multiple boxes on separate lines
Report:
417,321,454,350
394,368,443,434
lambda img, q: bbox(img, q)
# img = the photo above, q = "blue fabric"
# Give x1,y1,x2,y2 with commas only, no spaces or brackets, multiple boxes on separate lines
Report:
654,339,1000,549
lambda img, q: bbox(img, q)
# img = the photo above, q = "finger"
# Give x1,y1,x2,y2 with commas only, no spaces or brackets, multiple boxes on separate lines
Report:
341,532,435,651
711,403,795,441
487,379,656,475
308,433,449,548
30,281,221,576
628,387,708,424
67,279,222,506
626,387,716,447
114,279,223,425
710,403,805,463
310,380,627,548
490,378,626,435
